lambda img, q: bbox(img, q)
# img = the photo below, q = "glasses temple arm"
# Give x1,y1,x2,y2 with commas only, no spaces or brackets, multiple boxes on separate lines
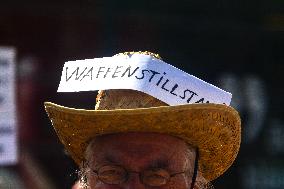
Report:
190,148,199,189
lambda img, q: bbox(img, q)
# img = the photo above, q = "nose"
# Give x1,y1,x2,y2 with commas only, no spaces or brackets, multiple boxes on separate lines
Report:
123,173,145,189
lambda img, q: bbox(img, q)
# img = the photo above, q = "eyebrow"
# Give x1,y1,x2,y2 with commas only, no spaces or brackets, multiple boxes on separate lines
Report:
96,154,171,170
105,154,119,164
147,158,170,169
92,154,119,169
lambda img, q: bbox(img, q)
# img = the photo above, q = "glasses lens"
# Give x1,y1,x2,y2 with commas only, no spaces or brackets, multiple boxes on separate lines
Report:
142,168,170,187
98,165,127,184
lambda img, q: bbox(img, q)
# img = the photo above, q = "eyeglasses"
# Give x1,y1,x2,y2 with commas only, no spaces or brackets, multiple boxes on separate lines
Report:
89,164,189,187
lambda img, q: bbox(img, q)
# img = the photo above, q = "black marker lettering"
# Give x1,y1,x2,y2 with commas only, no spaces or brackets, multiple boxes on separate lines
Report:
170,84,179,96
77,67,88,80
96,67,105,78
66,67,80,81
195,98,209,103
156,72,167,86
161,79,170,91
135,69,149,79
80,67,93,81
148,70,160,82
121,66,140,77
179,89,198,103
112,66,123,78
104,67,112,78
66,67,88,81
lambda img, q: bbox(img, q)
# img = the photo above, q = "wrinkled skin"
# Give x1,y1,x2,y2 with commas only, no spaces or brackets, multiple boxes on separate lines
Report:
85,132,197,189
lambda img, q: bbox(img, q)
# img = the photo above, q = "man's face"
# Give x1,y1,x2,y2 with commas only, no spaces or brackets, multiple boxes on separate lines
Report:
86,132,196,189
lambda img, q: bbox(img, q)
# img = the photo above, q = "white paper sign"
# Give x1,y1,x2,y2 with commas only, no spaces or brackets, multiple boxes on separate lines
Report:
0,47,17,165
58,54,232,105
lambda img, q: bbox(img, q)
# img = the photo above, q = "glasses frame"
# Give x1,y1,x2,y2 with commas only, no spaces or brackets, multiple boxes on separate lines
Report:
89,164,190,187
85,148,199,189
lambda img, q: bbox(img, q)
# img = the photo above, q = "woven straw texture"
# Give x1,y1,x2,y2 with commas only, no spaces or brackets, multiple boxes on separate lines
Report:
45,89,241,181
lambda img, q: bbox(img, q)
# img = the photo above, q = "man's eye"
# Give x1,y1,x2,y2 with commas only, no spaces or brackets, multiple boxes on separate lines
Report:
142,169,170,186
146,173,167,180
98,166,126,183
100,169,122,176
144,169,170,178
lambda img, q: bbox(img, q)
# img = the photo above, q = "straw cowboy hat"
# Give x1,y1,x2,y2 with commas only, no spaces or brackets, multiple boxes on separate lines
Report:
44,51,241,181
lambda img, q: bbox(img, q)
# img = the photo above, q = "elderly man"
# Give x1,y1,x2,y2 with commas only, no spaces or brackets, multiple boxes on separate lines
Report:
45,52,241,189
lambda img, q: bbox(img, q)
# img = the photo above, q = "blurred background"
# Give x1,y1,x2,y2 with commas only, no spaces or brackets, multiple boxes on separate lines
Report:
0,0,283,188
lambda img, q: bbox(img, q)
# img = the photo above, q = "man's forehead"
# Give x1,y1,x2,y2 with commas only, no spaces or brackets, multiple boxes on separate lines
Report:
101,152,171,169
90,132,190,152
87,132,195,169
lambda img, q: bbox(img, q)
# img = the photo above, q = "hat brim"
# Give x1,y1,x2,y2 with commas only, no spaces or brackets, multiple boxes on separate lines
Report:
44,102,241,181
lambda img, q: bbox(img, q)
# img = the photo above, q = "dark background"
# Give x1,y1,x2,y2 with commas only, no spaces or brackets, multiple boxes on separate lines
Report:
0,0,283,188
